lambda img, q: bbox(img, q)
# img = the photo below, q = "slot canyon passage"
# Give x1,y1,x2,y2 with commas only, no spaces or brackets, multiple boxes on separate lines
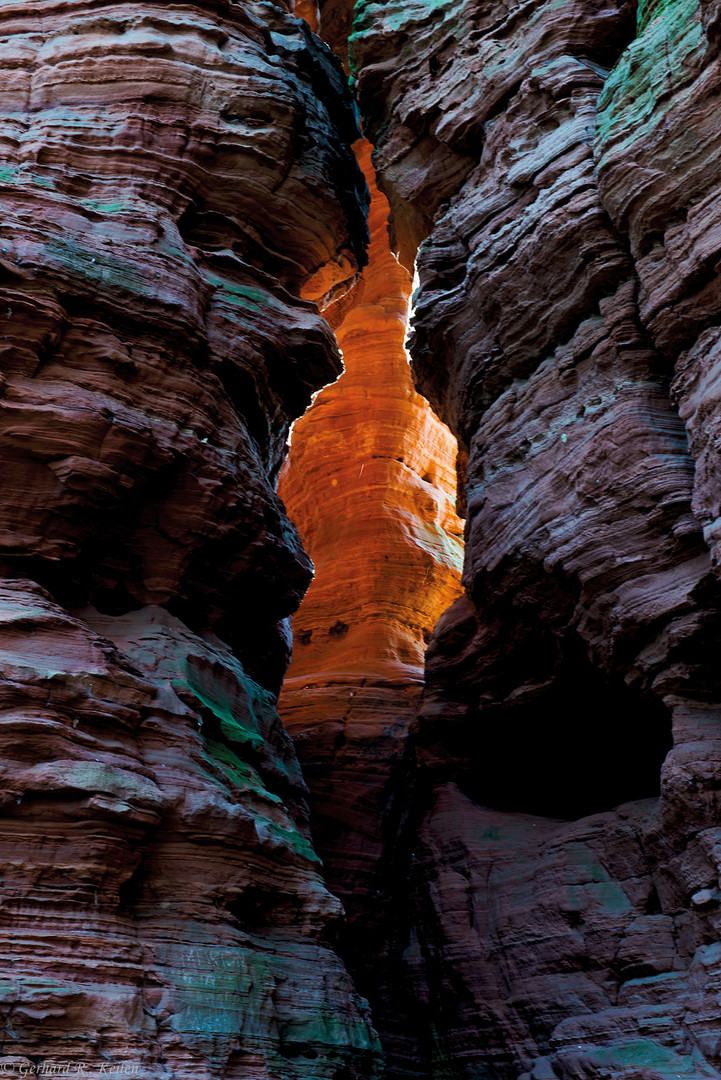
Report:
2,0,721,1078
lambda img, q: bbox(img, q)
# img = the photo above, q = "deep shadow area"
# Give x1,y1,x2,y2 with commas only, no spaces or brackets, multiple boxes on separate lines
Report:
456,638,672,820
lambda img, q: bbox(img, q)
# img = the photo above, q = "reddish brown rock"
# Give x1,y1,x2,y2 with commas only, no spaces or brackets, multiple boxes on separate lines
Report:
0,2,379,1077
349,0,635,271
296,0,320,32
5,0,721,1074
346,0,721,1075
277,136,462,1049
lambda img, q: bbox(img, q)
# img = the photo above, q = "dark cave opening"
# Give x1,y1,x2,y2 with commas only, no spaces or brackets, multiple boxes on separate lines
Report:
456,640,673,821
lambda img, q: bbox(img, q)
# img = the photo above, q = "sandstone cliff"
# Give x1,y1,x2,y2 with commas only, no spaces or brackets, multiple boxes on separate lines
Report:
344,0,721,1076
0,2,379,1077
277,133,462,1042
3,0,721,1078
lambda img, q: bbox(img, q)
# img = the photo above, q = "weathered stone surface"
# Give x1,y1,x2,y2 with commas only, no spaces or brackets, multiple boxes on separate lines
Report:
280,133,463,676
346,0,721,1074
5,0,721,1074
349,0,635,270
594,0,721,587
0,0,370,690
277,135,462,1065
0,587,379,1076
0,2,379,1076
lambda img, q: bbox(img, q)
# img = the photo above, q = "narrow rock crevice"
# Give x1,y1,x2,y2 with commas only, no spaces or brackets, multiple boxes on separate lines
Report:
0,4,383,1077
283,0,721,1077
276,44,465,1064
2,0,721,1077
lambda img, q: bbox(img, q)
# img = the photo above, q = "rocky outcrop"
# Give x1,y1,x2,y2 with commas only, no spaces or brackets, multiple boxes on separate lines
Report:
0,2,379,1076
347,0,721,1076
5,0,721,1075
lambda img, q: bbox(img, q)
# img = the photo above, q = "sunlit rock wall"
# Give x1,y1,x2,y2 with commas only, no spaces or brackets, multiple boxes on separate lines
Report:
347,0,721,1075
0,2,380,1077
277,134,462,1041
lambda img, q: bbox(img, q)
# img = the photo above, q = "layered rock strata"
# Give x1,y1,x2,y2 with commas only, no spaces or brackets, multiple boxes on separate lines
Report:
0,3,379,1077
347,0,721,1076
277,135,463,1029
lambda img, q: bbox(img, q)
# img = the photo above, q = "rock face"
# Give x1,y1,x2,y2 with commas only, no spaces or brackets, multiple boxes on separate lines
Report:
0,2,379,1077
346,0,721,1076
280,139,462,685
5,0,721,1076
277,134,462,1035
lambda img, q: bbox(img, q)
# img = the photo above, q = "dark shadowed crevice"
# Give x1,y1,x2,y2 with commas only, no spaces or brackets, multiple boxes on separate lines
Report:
455,635,673,820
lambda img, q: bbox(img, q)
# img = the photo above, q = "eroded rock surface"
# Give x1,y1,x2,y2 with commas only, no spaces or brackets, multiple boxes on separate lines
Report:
0,2,378,1076
277,135,462,1038
347,0,721,1075
5,0,721,1074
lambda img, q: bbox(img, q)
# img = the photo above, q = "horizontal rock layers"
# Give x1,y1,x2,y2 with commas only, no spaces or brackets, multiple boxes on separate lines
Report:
5,0,721,1076
277,133,463,1054
0,2,380,1077
347,0,721,1076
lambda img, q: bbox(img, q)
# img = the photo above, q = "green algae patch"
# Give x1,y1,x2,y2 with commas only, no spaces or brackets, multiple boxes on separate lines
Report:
349,0,451,75
83,198,132,214
278,995,381,1055
204,737,282,804
186,684,264,753
0,165,50,186
597,0,704,145
160,942,275,1038
45,236,154,299
0,976,81,1003
353,0,449,34
205,275,284,316
428,1021,467,1079
564,843,632,915
158,938,381,1069
637,0,698,33
178,657,270,755
263,818,321,865
23,759,165,813
0,165,56,189
586,1039,699,1076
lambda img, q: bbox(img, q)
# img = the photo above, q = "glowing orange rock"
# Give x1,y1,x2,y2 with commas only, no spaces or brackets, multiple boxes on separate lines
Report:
277,142,463,1002
294,0,320,32
279,139,463,684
